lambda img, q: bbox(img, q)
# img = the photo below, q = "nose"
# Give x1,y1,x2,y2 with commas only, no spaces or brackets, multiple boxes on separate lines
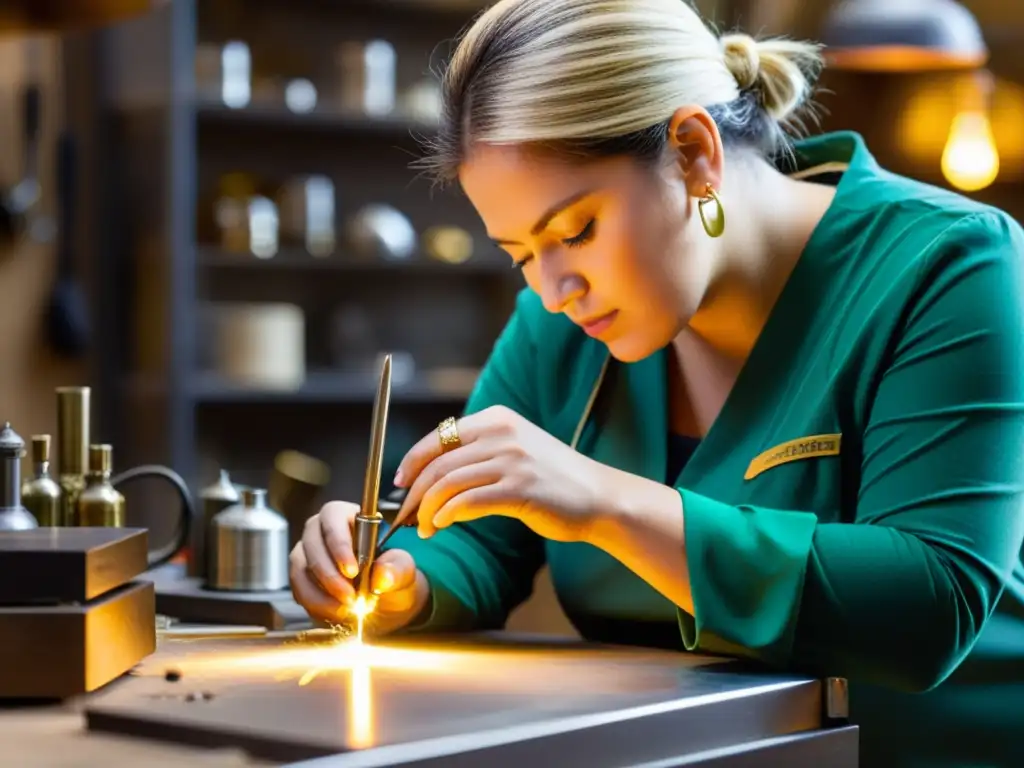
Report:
538,264,587,314
539,273,587,314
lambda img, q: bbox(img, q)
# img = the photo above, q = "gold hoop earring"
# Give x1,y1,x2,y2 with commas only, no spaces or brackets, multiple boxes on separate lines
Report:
698,184,725,239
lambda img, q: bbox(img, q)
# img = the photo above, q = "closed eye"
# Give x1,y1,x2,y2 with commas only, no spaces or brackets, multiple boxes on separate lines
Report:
564,219,596,249
509,219,597,270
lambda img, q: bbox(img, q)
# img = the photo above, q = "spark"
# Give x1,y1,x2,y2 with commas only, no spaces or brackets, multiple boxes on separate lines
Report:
150,600,458,750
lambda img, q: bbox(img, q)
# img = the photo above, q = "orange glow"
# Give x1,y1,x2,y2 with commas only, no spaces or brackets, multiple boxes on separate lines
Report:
825,46,987,73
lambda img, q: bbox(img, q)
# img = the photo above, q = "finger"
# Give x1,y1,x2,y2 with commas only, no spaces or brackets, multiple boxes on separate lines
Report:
290,550,347,622
302,516,355,602
418,459,505,539
395,410,493,488
319,501,360,578
370,548,417,594
398,441,496,527
432,484,510,530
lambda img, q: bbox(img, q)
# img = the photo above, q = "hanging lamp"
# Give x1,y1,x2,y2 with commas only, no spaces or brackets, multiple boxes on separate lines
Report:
821,0,988,72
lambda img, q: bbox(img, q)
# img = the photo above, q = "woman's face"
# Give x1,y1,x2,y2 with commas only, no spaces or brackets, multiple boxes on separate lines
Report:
459,143,717,362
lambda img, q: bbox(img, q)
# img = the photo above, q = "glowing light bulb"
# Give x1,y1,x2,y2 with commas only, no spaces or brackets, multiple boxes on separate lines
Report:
941,110,1001,192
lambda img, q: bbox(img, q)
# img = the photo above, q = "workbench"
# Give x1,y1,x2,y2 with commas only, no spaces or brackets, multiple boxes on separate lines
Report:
2,632,857,767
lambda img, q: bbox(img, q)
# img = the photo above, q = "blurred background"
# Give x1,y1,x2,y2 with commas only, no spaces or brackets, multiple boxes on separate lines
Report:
0,0,1020,631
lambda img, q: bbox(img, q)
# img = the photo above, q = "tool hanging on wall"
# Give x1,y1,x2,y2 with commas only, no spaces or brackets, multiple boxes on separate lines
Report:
46,131,91,357
0,40,42,245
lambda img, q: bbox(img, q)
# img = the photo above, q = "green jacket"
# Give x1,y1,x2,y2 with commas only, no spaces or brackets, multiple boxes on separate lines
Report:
389,132,1024,767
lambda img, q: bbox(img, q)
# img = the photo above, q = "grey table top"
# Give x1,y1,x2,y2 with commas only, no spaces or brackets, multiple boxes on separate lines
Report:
84,632,827,766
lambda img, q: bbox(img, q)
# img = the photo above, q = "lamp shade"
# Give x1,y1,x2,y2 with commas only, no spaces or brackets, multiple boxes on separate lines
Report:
0,0,168,34
822,0,988,72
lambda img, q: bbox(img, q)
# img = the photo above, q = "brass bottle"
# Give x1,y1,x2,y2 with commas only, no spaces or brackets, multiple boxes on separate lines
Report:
21,435,62,526
56,386,90,526
76,444,125,528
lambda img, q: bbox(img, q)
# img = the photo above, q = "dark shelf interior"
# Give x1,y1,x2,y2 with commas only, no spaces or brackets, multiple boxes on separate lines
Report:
75,0,513,545
191,369,475,405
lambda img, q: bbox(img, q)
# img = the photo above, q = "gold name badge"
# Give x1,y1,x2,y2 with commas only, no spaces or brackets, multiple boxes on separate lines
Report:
744,434,842,481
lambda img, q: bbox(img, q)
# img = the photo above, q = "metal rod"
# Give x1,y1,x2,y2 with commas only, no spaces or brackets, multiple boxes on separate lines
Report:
353,354,392,601
359,354,392,522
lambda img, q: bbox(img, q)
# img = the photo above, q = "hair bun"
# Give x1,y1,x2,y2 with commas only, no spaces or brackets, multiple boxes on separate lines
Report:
720,32,823,124
721,33,760,91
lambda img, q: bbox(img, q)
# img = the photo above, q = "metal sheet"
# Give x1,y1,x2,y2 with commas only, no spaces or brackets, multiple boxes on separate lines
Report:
84,634,832,765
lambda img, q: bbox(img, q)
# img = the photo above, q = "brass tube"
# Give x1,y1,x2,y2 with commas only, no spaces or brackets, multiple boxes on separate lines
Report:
56,386,90,526
56,387,89,475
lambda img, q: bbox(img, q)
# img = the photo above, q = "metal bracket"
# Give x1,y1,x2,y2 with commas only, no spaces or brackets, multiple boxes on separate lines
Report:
824,677,850,723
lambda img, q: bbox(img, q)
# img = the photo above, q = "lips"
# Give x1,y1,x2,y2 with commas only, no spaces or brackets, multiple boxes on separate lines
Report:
578,310,619,338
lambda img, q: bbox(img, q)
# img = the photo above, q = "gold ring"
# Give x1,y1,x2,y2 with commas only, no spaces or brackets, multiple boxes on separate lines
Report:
438,417,462,453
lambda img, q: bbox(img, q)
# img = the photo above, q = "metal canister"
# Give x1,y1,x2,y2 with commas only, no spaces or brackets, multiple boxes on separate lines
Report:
268,450,329,552
208,488,289,592
21,434,61,526
56,386,90,526
76,444,125,527
0,422,37,530
190,469,241,580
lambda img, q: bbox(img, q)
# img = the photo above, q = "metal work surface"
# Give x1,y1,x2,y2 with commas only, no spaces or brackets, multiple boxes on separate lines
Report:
84,633,850,765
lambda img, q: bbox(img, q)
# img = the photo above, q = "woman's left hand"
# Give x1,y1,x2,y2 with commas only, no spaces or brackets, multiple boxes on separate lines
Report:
393,405,614,542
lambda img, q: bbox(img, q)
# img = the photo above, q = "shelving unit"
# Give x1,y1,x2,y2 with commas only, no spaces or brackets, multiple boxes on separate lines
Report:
64,0,512,540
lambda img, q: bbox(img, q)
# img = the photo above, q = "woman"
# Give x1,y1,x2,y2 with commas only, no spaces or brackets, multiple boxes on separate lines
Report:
290,0,1024,765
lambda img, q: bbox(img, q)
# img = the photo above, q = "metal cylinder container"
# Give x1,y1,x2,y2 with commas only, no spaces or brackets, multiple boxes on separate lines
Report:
268,449,329,552
21,434,61,526
208,488,289,592
0,422,37,530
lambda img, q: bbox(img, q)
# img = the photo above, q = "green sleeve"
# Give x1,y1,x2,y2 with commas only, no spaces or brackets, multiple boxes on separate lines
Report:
679,213,1024,692
386,291,547,631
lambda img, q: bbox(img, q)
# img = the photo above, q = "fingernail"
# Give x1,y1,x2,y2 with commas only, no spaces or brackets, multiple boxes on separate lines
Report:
376,568,393,591
393,469,405,487
343,563,359,579
418,528,429,539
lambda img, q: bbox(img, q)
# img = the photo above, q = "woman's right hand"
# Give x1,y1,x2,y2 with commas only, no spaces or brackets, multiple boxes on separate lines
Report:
289,501,430,634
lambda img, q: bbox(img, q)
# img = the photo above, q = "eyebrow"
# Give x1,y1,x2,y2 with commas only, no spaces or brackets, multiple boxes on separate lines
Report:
489,189,595,246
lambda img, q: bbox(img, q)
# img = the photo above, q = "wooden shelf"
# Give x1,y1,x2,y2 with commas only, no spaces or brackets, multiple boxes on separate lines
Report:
196,102,438,137
197,246,512,275
84,0,509,502
191,370,474,405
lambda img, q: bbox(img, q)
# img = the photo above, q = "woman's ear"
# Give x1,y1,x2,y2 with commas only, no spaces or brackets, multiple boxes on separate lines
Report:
666,106,724,198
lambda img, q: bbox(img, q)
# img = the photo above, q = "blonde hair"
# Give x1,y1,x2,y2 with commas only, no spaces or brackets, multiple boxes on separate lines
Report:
422,0,823,182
